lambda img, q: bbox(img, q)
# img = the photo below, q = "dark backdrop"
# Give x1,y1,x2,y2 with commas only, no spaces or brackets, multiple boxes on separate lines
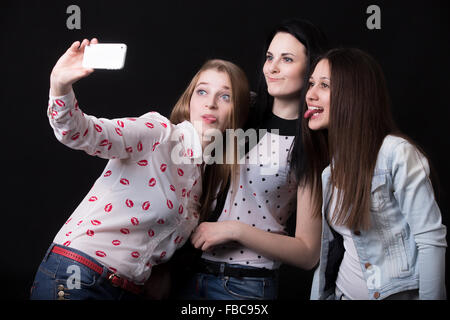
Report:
1,0,449,300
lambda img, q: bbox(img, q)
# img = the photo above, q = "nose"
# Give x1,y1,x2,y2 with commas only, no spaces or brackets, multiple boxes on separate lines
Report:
306,85,318,102
204,96,218,109
268,58,280,74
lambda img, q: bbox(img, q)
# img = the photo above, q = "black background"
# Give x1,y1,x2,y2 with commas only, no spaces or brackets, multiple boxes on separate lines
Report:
1,0,449,300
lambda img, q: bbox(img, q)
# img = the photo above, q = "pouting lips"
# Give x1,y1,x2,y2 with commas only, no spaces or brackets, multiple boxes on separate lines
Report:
202,115,217,124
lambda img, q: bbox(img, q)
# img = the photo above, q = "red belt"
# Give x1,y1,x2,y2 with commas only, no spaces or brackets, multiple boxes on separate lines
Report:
51,245,143,296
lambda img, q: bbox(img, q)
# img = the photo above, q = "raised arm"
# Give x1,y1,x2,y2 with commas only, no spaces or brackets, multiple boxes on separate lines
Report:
191,184,322,270
48,39,172,160
50,39,96,97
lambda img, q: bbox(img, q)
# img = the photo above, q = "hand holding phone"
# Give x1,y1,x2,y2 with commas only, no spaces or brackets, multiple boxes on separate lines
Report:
50,39,127,96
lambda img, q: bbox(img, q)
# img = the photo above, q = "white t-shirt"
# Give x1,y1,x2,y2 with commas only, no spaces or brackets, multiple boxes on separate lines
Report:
328,191,370,299
202,113,297,269
48,90,202,284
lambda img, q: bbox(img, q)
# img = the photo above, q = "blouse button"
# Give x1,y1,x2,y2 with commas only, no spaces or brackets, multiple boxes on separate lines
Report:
373,292,380,299
353,230,361,236
364,262,372,269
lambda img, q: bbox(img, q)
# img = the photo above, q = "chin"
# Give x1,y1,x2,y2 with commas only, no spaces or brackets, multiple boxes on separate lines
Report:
308,122,324,131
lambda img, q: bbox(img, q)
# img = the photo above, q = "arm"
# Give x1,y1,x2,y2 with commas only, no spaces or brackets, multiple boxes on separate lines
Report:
392,141,447,300
48,39,172,159
191,184,322,270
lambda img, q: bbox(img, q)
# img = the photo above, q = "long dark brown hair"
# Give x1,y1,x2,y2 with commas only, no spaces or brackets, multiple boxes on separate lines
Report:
303,48,436,230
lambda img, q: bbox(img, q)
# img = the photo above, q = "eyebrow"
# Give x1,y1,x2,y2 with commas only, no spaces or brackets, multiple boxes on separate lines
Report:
266,51,296,57
310,76,331,81
196,82,230,90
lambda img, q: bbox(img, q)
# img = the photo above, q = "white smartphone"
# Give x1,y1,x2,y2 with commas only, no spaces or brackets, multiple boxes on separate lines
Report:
82,43,127,70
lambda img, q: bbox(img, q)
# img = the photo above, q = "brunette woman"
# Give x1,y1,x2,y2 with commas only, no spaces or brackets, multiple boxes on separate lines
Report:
176,19,328,300
304,48,446,300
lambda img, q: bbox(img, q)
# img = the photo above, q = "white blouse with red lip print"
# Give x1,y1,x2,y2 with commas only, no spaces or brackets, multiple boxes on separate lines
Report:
48,90,203,284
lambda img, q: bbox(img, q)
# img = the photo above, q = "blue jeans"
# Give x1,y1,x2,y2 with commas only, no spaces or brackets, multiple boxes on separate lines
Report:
30,243,142,300
175,262,279,300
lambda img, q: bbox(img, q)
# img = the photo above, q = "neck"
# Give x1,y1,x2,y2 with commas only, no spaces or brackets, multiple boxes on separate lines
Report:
272,97,300,120
201,138,209,150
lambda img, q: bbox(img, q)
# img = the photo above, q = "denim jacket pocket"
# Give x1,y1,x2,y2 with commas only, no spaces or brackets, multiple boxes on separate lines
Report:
394,231,411,277
370,175,388,212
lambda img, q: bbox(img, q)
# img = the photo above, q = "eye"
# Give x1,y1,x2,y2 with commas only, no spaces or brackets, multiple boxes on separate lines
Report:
220,94,231,102
308,81,315,88
197,89,207,96
283,57,293,63
320,82,329,89
266,54,273,61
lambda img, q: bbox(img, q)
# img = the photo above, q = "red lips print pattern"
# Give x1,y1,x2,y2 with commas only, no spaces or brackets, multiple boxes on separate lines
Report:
49,95,201,283
142,201,150,211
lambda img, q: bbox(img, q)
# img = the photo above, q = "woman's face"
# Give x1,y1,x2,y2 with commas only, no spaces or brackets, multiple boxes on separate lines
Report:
305,59,331,130
189,69,233,136
263,32,308,99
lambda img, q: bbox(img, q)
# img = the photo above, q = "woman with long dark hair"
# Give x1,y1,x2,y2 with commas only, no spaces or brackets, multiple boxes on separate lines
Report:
175,19,328,300
304,48,446,300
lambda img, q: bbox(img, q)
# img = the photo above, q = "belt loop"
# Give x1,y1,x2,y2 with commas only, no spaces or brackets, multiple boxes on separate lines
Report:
43,243,57,262
100,265,110,283
219,263,225,274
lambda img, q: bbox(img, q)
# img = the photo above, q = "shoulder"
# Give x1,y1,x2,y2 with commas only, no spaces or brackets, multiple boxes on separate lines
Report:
378,134,429,174
380,134,425,156
139,111,170,124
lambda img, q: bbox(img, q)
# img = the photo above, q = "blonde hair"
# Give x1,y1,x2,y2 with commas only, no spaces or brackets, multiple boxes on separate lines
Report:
170,59,250,221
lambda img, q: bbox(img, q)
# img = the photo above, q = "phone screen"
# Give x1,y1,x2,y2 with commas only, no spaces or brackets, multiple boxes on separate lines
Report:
82,43,127,70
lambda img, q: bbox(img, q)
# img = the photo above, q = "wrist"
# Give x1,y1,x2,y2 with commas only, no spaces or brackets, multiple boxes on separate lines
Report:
229,220,245,242
50,83,72,97
50,71,73,96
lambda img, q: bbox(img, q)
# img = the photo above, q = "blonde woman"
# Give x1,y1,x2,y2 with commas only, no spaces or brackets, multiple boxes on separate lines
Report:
30,38,249,300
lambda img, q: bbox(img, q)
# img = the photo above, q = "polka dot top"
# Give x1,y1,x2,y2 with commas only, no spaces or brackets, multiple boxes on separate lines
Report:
48,90,202,284
202,113,297,269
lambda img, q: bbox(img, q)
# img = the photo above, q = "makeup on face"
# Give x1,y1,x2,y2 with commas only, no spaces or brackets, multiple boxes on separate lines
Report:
305,59,331,130
263,32,307,99
189,69,233,135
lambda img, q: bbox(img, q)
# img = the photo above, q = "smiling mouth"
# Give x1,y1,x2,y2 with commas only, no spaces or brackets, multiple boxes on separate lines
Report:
304,106,324,119
266,76,283,82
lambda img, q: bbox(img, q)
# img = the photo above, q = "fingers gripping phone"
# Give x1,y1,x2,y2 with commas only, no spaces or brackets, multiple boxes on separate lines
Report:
82,43,127,70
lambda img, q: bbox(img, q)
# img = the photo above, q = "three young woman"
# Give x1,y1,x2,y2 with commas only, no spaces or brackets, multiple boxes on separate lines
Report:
303,48,446,300
30,38,250,300
32,29,446,301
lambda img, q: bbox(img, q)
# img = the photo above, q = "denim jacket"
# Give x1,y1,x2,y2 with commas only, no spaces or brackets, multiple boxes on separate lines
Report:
311,135,447,300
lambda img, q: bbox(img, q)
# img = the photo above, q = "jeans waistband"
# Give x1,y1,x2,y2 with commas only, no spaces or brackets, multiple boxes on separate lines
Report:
196,259,277,278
